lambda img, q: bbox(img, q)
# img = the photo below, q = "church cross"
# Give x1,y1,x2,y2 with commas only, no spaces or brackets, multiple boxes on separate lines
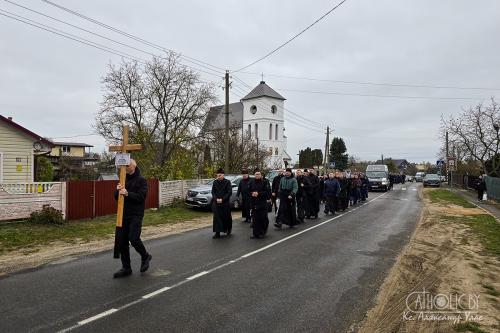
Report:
108,125,142,227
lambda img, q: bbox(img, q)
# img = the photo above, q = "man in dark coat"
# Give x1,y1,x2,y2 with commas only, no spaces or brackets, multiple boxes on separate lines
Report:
275,168,298,228
338,173,350,211
295,169,306,223
248,169,271,238
360,174,369,202
307,170,321,219
324,172,340,215
271,168,284,215
476,175,487,201
113,159,152,278
236,169,252,223
211,168,233,238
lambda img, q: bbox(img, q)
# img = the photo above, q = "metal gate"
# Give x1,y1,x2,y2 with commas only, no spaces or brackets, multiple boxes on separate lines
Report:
66,179,159,221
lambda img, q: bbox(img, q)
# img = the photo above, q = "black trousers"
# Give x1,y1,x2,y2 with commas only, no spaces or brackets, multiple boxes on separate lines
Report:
478,189,484,200
119,216,149,269
271,195,278,213
325,196,337,213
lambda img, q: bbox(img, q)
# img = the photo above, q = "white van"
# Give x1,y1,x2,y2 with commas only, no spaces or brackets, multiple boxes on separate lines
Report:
365,164,390,191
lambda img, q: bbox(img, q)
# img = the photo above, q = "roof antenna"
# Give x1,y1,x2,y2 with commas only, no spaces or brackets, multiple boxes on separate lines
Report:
261,72,264,83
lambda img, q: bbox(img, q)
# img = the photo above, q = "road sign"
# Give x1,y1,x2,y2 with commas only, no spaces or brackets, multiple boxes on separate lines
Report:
436,160,445,167
447,157,457,171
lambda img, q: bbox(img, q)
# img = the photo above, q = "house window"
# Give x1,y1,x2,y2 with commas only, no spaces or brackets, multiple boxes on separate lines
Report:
250,105,257,114
15,157,22,162
271,105,277,114
275,148,279,155
62,146,71,153
275,124,278,140
248,124,251,137
254,123,258,139
269,123,273,140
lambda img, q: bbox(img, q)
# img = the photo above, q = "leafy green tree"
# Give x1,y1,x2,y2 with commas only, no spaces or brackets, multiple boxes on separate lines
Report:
329,137,348,170
299,147,323,167
36,156,54,182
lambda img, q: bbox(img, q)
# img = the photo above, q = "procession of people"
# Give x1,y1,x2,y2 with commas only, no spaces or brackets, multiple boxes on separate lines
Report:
210,167,382,240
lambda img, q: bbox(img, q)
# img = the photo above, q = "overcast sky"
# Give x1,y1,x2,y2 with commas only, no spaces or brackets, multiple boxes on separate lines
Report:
1,0,499,163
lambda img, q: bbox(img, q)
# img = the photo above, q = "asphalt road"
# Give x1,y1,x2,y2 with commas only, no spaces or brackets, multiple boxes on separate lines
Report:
0,182,423,333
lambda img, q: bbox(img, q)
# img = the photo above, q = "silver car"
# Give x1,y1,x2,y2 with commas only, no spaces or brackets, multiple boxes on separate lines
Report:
185,175,249,210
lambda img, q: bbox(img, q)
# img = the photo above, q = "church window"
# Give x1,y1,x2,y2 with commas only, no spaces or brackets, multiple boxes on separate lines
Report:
271,105,277,114
275,124,278,140
269,123,272,140
275,148,279,155
269,148,273,156
254,123,258,139
248,124,251,137
250,105,257,114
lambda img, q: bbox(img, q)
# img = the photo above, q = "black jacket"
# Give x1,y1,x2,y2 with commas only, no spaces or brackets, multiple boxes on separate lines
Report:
237,177,253,199
272,174,283,194
114,167,148,217
212,178,232,206
249,178,271,210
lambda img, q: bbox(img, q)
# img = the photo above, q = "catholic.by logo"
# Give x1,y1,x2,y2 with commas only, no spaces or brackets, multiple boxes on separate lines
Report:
403,288,483,324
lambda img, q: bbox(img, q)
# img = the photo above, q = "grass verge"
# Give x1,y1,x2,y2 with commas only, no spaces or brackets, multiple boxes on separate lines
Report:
430,189,500,259
428,189,476,208
0,205,209,255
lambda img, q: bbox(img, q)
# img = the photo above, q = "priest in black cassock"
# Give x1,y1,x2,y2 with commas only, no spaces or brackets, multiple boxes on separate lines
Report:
248,168,271,238
275,168,298,228
211,168,233,238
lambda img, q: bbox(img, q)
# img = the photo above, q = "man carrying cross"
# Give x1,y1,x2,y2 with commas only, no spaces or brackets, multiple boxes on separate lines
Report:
113,159,152,278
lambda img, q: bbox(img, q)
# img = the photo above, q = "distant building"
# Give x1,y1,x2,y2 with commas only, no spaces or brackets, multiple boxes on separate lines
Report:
375,159,411,173
0,115,54,182
48,142,99,176
202,81,291,168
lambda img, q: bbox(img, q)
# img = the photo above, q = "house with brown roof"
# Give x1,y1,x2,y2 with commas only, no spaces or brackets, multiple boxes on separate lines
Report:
0,115,54,182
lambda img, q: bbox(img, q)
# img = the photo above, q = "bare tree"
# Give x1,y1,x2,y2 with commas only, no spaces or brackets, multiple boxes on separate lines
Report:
95,54,217,178
441,98,500,175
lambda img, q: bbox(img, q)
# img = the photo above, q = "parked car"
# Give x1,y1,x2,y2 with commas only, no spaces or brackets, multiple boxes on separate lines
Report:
423,174,441,187
185,175,252,210
415,172,426,182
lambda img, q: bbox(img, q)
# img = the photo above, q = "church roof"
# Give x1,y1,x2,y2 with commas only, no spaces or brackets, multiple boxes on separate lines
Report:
202,102,243,132
241,81,286,101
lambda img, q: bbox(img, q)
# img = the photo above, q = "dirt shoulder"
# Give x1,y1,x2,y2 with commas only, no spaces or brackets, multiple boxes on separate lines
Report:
0,213,229,277
356,188,500,333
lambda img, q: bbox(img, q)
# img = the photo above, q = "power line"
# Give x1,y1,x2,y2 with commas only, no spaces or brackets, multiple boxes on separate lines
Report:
233,0,348,72
277,88,488,101
238,71,500,91
39,0,226,73
0,9,145,63
2,0,224,79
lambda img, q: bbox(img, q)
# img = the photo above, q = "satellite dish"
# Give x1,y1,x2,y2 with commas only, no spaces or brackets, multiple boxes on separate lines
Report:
33,141,42,150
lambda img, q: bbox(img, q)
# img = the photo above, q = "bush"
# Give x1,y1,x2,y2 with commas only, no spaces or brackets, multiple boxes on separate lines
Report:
28,205,65,225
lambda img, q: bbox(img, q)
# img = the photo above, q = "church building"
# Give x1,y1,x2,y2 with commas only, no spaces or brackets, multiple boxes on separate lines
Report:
202,81,291,169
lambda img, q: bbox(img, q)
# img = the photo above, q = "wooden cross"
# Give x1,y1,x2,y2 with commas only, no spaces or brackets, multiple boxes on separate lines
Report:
109,125,142,227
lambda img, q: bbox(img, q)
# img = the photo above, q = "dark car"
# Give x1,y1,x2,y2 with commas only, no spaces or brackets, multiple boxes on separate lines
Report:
185,175,253,210
423,174,441,187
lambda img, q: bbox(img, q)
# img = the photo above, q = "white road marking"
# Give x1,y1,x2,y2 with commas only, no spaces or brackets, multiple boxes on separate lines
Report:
402,188,407,191
59,190,391,332
142,287,171,299
77,309,118,326
412,189,417,191
186,271,209,280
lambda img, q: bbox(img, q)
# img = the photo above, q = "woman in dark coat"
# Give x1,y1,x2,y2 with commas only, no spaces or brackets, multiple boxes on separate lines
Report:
211,168,233,238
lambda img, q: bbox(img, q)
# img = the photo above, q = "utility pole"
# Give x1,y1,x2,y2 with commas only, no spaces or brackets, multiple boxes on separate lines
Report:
446,131,450,185
381,154,384,164
324,126,330,171
224,70,230,172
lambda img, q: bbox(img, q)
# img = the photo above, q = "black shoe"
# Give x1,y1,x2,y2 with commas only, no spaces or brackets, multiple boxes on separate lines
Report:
226,230,232,236
274,223,282,229
212,233,221,239
140,254,152,273
250,235,261,239
113,268,132,278
314,215,318,219
324,211,328,215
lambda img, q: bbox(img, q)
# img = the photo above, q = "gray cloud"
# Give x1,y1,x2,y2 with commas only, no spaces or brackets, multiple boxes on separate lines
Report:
1,0,499,163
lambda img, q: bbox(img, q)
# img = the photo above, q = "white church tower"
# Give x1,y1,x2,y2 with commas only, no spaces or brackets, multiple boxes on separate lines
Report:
241,81,289,168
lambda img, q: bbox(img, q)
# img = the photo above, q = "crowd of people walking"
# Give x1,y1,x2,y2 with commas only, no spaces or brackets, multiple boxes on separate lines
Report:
211,167,383,239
